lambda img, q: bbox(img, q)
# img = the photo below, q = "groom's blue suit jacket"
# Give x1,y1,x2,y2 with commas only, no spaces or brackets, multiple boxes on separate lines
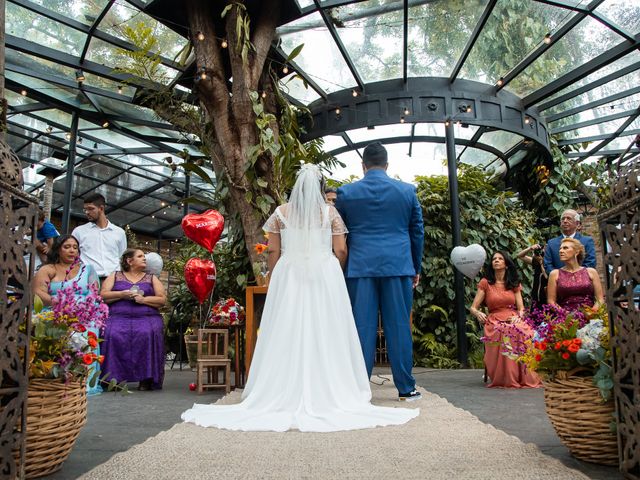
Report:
336,169,424,278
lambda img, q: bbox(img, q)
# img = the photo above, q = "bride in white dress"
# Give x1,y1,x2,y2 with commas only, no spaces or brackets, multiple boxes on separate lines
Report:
181,164,419,432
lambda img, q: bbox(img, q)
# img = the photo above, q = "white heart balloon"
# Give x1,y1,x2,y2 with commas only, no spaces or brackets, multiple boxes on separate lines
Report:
450,244,486,279
145,252,164,276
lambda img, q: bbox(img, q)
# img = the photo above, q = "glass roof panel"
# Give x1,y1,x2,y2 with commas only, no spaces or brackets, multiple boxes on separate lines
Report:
448,123,479,141
413,122,446,138
478,130,523,153
409,0,488,78
86,38,179,85
76,158,122,179
329,0,403,83
86,129,150,149
5,2,87,55
5,71,94,110
28,0,110,26
594,1,640,35
99,3,189,59
296,0,314,8
6,49,78,85
22,166,46,187
459,1,570,84
555,114,640,141
545,70,640,116
7,134,30,152
279,73,321,104
5,89,40,107
108,172,158,191
458,145,497,167
82,73,136,98
346,123,413,143
320,135,347,153
508,16,624,97
537,51,640,107
31,109,74,129
120,123,184,140
548,92,640,131
277,11,358,94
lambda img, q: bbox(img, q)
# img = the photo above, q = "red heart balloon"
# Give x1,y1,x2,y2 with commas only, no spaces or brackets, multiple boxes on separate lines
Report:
184,258,217,304
181,210,225,253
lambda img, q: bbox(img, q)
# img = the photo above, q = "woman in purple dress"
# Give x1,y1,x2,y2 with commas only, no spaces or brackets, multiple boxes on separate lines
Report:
101,249,166,390
547,238,604,311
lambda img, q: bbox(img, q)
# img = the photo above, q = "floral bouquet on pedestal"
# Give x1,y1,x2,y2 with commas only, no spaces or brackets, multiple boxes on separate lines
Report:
252,234,269,285
486,303,612,399
208,298,245,327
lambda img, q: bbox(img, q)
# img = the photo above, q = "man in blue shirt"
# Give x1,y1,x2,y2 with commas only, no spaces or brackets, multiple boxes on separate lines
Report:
35,210,59,263
543,209,596,274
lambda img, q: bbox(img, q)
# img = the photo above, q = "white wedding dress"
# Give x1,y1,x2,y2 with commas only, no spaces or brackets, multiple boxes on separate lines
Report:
181,202,419,432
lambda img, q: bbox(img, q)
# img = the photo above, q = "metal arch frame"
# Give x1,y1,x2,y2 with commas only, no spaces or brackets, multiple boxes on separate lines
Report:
301,77,551,155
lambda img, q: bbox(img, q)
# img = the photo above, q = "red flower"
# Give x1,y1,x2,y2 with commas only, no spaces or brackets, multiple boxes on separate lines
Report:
226,299,235,306
82,354,94,365
568,344,580,353
540,342,548,351
535,354,542,362
88,337,98,348
222,305,229,313
562,340,571,347
554,342,562,351
561,352,570,360
75,324,87,333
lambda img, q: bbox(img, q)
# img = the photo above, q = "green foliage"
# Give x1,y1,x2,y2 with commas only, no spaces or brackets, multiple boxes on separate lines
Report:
113,23,167,84
412,165,541,366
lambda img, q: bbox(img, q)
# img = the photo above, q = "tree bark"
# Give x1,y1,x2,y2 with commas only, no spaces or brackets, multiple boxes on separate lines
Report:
185,0,281,265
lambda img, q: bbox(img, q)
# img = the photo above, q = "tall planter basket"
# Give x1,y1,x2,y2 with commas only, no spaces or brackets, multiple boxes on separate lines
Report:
543,373,618,466
13,378,87,479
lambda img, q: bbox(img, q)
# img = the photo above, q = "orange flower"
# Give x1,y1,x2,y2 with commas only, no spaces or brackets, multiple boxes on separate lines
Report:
254,243,268,255
98,355,104,364
568,344,580,353
88,337,98,348
562,340,571,347
82,354,94,365
554,342,562,351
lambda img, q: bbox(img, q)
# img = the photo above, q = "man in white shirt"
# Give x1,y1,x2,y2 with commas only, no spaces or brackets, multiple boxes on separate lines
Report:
72,193,127,280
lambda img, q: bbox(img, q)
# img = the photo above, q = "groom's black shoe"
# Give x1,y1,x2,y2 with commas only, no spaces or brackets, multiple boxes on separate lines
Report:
399,389,422,402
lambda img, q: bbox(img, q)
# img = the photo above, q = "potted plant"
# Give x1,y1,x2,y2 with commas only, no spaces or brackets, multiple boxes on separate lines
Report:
486,303,617,465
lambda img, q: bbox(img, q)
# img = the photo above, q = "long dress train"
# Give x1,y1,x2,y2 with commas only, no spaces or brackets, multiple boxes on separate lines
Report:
181,205,419,432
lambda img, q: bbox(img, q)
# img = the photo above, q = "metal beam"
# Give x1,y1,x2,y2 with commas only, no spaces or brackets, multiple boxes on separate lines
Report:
589,11,635,42
536,60,640,111
523,36,640,108
61,112,79,233
402,0,408,84
557,128,640,146
575,109,640,159
449,0,497,83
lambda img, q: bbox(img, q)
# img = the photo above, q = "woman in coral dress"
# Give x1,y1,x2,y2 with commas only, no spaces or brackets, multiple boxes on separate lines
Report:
470,251,541,388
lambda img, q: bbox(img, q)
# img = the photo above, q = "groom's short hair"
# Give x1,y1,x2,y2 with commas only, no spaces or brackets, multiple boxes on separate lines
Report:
363,142,388,167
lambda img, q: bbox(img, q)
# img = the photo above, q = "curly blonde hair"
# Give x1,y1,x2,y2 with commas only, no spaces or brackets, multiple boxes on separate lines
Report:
561,237,585,264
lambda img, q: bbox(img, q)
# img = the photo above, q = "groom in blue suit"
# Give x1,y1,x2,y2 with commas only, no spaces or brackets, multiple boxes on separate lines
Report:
336,142,424,401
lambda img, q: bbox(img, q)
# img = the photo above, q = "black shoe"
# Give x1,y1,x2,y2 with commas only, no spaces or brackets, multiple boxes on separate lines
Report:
399,389,422,402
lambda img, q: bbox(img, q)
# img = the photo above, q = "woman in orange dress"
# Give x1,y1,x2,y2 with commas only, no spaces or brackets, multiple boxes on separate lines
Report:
470,251,541,388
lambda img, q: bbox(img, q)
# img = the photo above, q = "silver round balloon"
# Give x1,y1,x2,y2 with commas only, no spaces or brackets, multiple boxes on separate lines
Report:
145,252,164,276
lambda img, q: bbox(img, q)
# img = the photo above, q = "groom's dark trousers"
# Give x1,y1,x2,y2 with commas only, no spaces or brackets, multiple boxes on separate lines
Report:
336,169,424,395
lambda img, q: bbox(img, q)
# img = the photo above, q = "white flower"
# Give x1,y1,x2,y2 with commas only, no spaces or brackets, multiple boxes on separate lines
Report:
577,319,604,353
68,332,88,350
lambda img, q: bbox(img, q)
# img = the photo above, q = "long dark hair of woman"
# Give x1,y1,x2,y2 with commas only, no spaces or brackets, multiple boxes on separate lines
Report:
485,250,520,291
46,234,80,264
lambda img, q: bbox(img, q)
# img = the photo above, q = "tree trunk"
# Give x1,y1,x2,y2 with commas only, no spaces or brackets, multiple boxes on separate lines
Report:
185,0,281,265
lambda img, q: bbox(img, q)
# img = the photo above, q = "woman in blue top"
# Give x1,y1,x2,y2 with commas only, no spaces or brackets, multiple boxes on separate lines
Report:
32,234,103,395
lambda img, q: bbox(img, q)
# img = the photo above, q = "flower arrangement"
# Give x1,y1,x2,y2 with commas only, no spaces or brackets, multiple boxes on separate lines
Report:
28,274,109,384
486,303,612,399
208,298,245,326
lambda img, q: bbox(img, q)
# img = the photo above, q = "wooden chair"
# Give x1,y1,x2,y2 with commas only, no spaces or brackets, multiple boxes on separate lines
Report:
196,328,231,394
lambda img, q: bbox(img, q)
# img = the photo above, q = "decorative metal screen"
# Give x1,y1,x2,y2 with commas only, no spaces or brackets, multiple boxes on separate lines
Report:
598,159,639,479
0,145,37,479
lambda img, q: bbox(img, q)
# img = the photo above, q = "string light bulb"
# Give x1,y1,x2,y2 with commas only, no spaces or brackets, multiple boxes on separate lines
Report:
196,31,205,41
403,107,410,115
496,78,504,87
524,116,531,124
282,65,289,74
65,132,71,140
335,107,341,115
444,120,451,127
261,91,267,99
20,89,27,96
117,85,123,94
75,70,85,82
352,89,358,97
102,120,109,128
198,67,207,80
221,39,228,48
46,125,53,133
543,33,552,45
400,116,405,124
466,106,472,113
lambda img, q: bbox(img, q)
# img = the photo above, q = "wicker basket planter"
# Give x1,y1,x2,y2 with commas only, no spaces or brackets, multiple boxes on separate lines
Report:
13,378,87,479
543,374,618,466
